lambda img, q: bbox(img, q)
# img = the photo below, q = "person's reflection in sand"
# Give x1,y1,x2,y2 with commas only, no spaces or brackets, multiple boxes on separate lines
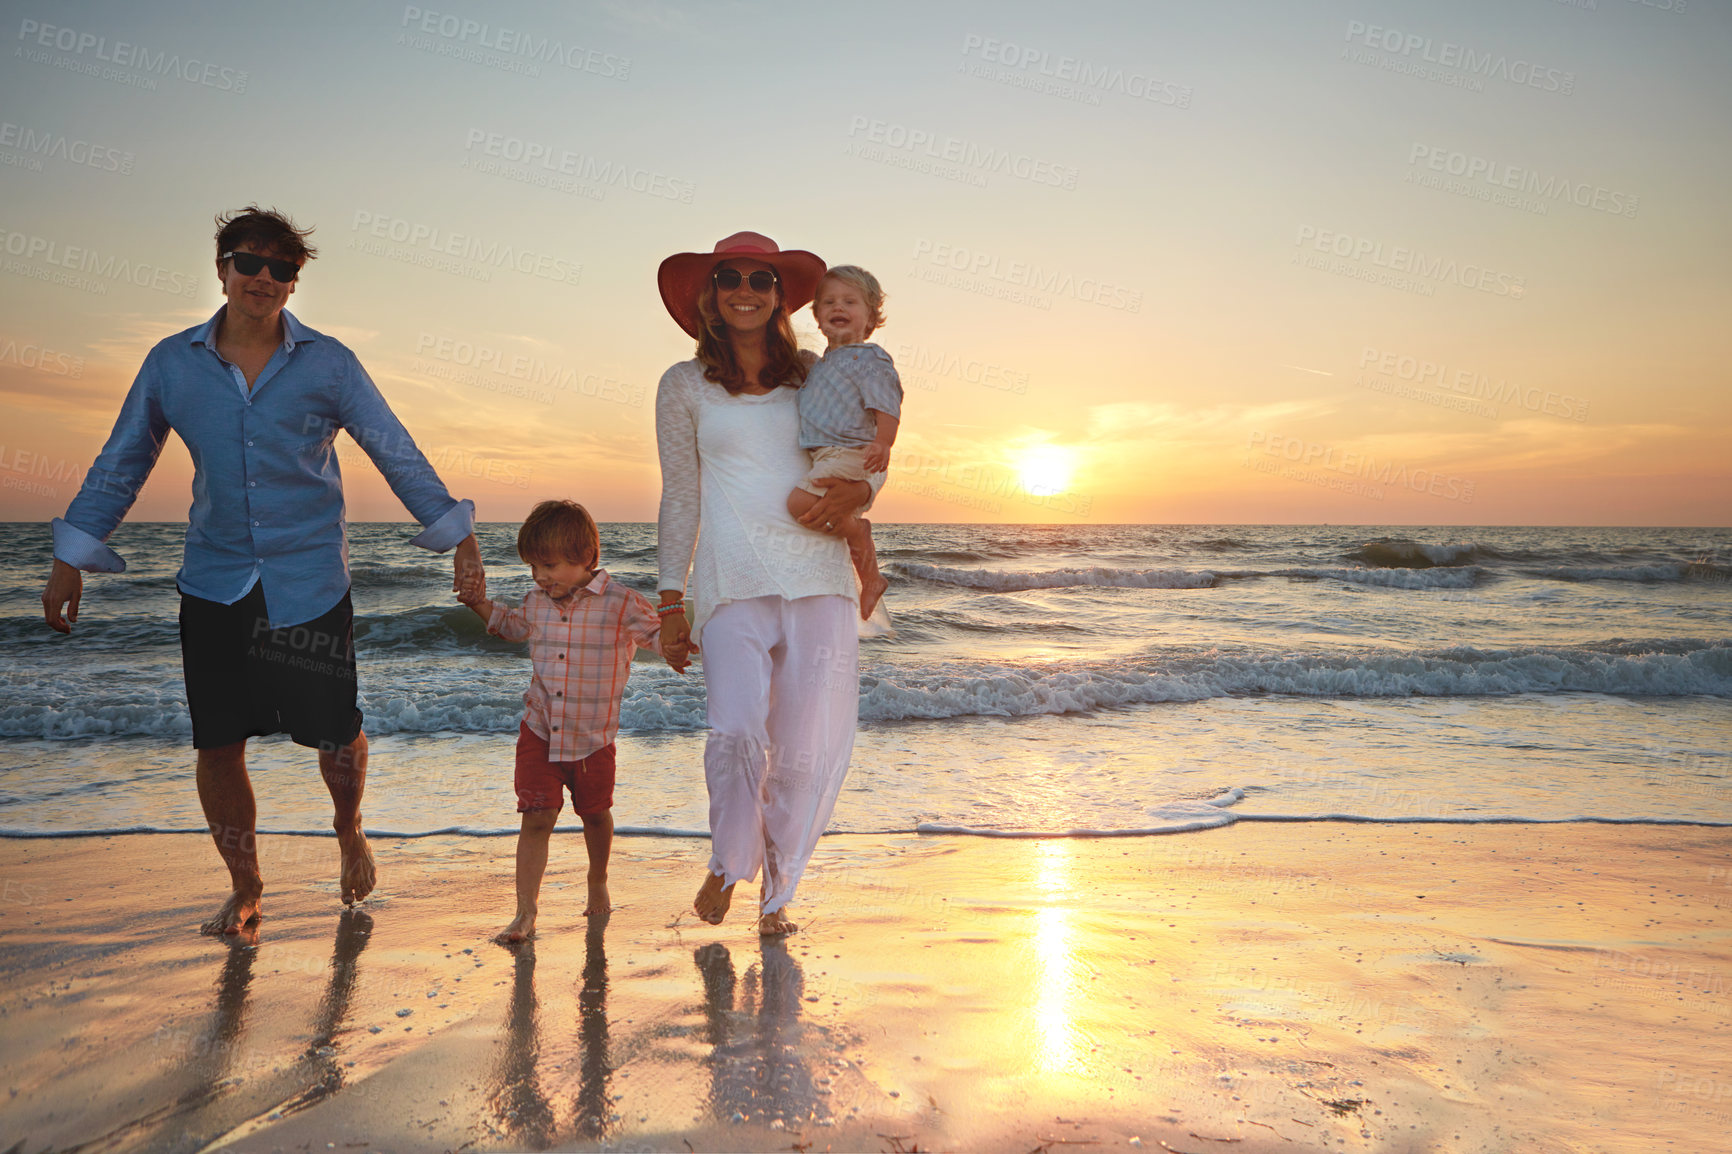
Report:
574,913,612,1138
277,907,373,1110
180,937,257,1090
485,944,555,1146
693,940,829,1128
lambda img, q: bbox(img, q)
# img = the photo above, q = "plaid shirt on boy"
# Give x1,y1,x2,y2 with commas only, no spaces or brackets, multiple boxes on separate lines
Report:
486,570,662,761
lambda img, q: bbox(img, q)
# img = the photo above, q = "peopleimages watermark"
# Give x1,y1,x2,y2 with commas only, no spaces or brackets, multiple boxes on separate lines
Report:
398,6,629,79
894,343,1029,395
1406,144,1638,219
0,336,85,377
424,445,532,489
1,444,86,499
845,116,1079,190
1244,431,1477,504
0,226,199,298
0,121,134,176
461,129,695,205
1293,225,1526,299
1340,21,1575,96
959,34,1193,109
1357,346,1588,423
15,18,249,94
910,238,1142,313
414,332,645,408
348,211,582,287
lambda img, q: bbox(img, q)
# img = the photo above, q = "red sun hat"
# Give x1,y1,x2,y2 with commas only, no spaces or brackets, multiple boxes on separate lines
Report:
657,231,826,339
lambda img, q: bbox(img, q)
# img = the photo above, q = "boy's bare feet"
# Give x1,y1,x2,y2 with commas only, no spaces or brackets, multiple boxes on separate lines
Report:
583,880,611,917
694,871,734,924
201,878,263,936
758,909,798,937
337,825,376,906
497,908,536,943
859,571,889,621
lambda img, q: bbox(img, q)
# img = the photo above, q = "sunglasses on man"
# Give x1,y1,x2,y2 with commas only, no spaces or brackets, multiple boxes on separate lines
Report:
221,250,301,283
713,268,778,293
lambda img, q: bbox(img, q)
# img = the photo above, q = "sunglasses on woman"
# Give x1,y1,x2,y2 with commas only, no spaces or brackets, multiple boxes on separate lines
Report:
713,268,778,293
221,250,301,283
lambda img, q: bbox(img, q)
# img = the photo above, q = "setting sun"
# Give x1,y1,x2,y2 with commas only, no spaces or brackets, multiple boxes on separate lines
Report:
1017,445,1076,498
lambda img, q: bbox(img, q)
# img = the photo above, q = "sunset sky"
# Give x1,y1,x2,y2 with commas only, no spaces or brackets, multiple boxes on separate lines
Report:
2,0,1727,526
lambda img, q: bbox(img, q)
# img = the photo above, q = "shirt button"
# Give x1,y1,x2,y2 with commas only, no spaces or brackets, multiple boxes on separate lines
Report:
246,441,254,447
558,654,564,659
552,725,560,731
556,690,563,697
248,481,256,487
253,521,261,527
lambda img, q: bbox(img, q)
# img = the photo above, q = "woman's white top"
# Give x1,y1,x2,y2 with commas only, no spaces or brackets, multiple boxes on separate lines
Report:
656,359,858,644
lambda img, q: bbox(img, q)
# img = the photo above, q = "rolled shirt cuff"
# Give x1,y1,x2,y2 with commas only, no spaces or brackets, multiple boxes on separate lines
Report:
486,601,508,635
408,498,475,551
51,517,125,573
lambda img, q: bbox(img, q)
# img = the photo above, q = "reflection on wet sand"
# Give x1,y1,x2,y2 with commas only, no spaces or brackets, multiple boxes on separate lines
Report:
486,916,614,1146
487,944,556,1146
575,915,612,1138
695,940,829,1129
276,908,373,1112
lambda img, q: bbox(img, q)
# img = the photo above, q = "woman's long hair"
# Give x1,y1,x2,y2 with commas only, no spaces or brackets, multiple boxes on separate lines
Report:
693,280,809,394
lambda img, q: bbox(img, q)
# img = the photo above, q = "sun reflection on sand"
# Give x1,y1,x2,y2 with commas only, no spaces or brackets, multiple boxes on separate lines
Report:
1032,840,1084,1076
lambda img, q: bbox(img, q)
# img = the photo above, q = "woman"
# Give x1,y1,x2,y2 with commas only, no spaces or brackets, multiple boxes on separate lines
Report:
655,232,874,936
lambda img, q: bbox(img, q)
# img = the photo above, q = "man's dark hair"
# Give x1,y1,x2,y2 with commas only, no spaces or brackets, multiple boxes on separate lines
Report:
214,205,318,265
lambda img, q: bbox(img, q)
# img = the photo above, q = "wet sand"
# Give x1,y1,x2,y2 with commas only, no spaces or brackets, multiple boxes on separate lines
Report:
1,823,1728,1153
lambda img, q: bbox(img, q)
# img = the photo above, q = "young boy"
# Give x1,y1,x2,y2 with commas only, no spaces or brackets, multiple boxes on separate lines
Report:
456,500,669,942
788,264,903,620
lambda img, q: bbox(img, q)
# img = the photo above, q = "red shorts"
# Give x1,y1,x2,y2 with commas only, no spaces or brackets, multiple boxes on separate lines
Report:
514,721,616,816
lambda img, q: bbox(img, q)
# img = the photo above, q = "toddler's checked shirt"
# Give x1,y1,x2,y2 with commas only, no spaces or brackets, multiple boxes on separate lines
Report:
487,570,662,761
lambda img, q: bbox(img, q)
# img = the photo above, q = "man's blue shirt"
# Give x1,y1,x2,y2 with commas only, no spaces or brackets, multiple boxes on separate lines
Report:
54,307,473,626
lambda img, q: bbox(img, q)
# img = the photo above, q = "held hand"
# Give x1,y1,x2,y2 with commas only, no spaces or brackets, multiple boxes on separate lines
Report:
796,478,871,536
659,610,696,674
453,534,484,598
42,559,83,634
456,572,487,608
862,442,891,475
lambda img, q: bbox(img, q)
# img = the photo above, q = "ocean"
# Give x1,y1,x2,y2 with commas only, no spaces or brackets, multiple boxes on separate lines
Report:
2,523,1729,840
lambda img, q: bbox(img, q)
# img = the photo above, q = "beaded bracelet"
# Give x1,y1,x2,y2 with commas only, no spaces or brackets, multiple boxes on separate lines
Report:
656,601,687,617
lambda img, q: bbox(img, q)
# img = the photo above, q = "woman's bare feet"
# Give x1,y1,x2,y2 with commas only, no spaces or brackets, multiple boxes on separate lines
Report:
201,879,263,936
583,880,611,917
758,908,798,936
337,824,376,906
694,871,734,924
496,907,536,943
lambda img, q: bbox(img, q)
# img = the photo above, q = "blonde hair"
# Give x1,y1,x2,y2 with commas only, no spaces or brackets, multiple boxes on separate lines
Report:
814,265,887,335
517,499,599,566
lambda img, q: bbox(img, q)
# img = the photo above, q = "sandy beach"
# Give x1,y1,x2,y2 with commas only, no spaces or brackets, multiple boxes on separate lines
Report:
1,823,1728,1154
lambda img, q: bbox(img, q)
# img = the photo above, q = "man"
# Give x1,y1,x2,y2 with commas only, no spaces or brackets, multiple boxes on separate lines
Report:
41,206,484,937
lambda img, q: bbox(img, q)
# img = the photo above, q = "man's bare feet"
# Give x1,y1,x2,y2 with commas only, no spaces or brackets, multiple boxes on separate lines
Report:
758,908,798,936
583,880,611,917
694,871,734,924
337,825,376,906
201,880,263,937
859,572,889,621
496,908,536,943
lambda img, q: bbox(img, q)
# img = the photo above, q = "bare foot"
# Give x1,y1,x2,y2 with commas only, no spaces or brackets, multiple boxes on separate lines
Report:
694,871,734,924
758,909,799,937
496,909,536,943
337,825,376,906
583,880,612,917
201,880,263,937
859,572,889,621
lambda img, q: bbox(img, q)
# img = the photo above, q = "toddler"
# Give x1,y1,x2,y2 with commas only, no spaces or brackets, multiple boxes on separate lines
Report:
787,265,902,619
457,499,670,941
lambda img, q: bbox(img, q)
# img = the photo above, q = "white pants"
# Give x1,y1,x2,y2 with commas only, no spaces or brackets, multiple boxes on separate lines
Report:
701,594,858,914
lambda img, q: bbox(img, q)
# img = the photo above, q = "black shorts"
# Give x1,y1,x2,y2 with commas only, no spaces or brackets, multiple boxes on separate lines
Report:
178,583,363,751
